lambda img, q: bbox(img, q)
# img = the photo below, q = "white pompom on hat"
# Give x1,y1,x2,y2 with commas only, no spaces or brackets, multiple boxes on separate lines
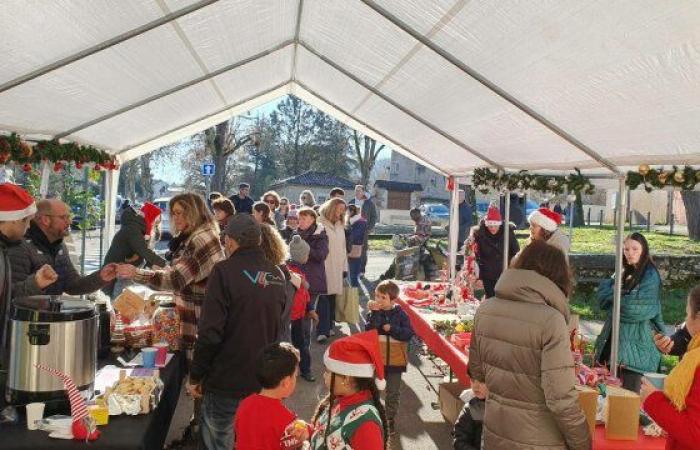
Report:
323,330,386,390
0,183,36,221
528,207,562,232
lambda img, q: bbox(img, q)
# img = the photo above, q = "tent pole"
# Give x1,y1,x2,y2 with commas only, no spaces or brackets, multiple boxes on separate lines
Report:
448,180,460,282
502,191,511,273
39,161,51,199
102,167,120,260
610,177,627,378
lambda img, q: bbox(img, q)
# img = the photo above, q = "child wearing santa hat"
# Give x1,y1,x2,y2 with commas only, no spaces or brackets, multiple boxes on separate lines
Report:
526,207,570,262
310,330,387,450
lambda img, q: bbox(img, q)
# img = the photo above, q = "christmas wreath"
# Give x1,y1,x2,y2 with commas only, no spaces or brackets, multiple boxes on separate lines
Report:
0,133,118,173
473,168,595,196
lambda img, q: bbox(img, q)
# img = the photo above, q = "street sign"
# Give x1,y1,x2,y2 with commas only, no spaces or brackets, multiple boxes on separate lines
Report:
202,163,215,176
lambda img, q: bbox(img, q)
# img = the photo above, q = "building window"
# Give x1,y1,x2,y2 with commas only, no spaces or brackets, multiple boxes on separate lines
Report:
430,178,437,187
394,163,400,173
416,166,426,175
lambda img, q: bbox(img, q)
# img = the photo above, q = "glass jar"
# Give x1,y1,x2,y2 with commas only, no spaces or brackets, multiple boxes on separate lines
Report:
153,302,180,351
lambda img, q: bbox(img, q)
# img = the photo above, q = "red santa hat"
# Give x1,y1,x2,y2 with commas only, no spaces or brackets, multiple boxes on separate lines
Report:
528,207,562,232
0,183,36,221
35,364,100,441
323,330,386,390
484,205,502,227
140,202,162,236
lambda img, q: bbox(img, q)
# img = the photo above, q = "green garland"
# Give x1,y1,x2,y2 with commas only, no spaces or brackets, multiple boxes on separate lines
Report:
473,168,595,195
0,132,117,171
626,165,700,192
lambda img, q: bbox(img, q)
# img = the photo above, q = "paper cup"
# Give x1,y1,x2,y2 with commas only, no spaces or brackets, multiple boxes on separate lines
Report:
644,372,667,389
25,402,45,430
141,347,157,368
153,342,168,366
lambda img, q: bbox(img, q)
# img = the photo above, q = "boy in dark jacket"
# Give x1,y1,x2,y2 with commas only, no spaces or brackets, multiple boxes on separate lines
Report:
365,280,414,434
453,378,488,450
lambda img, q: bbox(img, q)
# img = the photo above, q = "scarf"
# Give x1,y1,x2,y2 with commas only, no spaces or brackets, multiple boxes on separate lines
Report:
664,334,700,411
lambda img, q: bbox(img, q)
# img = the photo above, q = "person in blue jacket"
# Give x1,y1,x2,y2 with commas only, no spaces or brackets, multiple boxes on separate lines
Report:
594,232,665,392
346,204,367,288
366,280,414,435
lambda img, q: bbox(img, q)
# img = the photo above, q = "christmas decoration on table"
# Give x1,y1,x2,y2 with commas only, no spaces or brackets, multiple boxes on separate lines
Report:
0,133,117,172
473,168,595,196
627,164,700,192
454,237,480,303
34,363,100,442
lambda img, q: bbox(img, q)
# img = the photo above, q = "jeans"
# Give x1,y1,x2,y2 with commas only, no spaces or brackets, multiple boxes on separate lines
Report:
482,278,497,299
621,368,642,393
348,258,362,287
291,317,312,376
384,371,403,421
316,294,336,336
199,393,240,450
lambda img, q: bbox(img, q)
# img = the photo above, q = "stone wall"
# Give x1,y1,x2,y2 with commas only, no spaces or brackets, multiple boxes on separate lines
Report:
571,253,700,287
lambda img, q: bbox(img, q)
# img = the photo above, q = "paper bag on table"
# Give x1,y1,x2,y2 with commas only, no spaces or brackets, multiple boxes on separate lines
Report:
113,288,145,322
604,385,640,440
576,384,598,437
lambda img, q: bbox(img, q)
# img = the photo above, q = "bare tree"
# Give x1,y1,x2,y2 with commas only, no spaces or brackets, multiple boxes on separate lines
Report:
204,119,258,195
351,131,385,187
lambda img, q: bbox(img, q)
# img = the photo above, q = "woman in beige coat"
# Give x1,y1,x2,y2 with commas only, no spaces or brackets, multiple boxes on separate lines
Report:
468,240,590,450
316,198,348,341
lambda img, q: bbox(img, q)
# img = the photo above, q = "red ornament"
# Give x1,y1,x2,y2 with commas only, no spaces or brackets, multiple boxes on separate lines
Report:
446,176,455,192
75,161,83,169
93,164,101,172
22,163,32,172
53,162,63,172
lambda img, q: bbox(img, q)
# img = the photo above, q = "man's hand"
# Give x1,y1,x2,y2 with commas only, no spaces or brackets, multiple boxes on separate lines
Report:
116,264,137,280
307,310,319,322
99,263,119,282
382,324,391,332
186,381,203,399
654,332,674,354
640,377,658,403
35,264,58,289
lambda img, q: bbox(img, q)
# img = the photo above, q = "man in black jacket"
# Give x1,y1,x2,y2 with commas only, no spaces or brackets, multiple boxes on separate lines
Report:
8,199,117,297
187,214,287,450
229,183,254,215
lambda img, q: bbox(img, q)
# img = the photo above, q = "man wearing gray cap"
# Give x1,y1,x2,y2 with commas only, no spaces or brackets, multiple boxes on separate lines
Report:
187,214,287,450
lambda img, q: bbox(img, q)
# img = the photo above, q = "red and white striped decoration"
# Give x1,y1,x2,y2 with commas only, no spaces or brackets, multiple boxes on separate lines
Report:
34,363,87,422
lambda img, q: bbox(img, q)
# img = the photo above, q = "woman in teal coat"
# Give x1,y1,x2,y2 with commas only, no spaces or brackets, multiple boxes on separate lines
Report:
594,232,665,393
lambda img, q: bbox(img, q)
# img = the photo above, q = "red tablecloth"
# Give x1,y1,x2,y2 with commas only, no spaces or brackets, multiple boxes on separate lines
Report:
396,298,471,387
593,425,666,449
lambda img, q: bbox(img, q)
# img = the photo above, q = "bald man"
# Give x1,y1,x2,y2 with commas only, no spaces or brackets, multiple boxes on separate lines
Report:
8,199,117,298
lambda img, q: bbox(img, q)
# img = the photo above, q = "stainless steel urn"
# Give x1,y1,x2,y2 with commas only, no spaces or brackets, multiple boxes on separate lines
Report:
5,296,98,405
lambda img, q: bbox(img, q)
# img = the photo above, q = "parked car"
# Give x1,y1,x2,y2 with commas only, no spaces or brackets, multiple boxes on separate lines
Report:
153,197,172,239
420,203,450,228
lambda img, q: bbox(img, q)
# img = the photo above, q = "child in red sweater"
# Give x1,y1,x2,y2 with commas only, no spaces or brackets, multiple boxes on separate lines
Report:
235,342,311,450
641,286,700,450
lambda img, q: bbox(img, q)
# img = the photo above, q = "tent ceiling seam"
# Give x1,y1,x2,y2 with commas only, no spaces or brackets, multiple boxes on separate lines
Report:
54,40,294,139
116,81,291,161
351,0,466,114
359,0,621,175
299,40,501,169
290,0,305,81
155,0,228,105
0,0,219,94
292,81,448,177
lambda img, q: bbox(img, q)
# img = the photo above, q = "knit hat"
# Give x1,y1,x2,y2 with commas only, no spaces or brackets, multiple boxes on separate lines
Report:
0,183,36,221
528,207,562,232
35,364,100,441
288,235,310,263
323,330,386,390
224,213,261,247
484,205,502,227
140,202,161,236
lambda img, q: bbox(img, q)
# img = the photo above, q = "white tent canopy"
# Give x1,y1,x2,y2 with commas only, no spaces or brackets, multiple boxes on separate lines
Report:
2,0,700,176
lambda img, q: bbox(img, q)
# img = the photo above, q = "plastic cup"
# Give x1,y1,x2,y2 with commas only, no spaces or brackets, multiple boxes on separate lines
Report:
644,372,667,389
141,347,157,368
25,402,45,430
153,342,168,366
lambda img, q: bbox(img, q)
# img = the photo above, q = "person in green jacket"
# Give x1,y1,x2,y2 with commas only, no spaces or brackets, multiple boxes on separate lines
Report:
594,232,665,393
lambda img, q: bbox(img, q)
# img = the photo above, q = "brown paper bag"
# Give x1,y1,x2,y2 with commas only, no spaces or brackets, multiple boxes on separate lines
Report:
604,386,640,440
576,384,598,437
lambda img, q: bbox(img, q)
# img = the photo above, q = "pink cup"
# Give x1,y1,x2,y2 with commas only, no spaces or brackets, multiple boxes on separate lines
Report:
153,342,168,366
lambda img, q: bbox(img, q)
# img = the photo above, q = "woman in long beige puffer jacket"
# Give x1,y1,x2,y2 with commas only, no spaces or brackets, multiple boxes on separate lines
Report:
468,240,591,450
316,198,348,339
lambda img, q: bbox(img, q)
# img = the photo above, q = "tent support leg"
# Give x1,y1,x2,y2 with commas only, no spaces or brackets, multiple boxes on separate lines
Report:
448,181,460,282
502,191,511,274
610,177,627,378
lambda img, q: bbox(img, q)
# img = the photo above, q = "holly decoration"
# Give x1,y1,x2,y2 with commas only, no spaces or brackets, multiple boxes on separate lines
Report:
626,165,699,192
53,161,64,172
0,133,117,170
473,168,595,196
22,163,32,172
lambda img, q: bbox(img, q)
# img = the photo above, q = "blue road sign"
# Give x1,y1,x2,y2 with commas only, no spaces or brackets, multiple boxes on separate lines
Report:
202,163,215,176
